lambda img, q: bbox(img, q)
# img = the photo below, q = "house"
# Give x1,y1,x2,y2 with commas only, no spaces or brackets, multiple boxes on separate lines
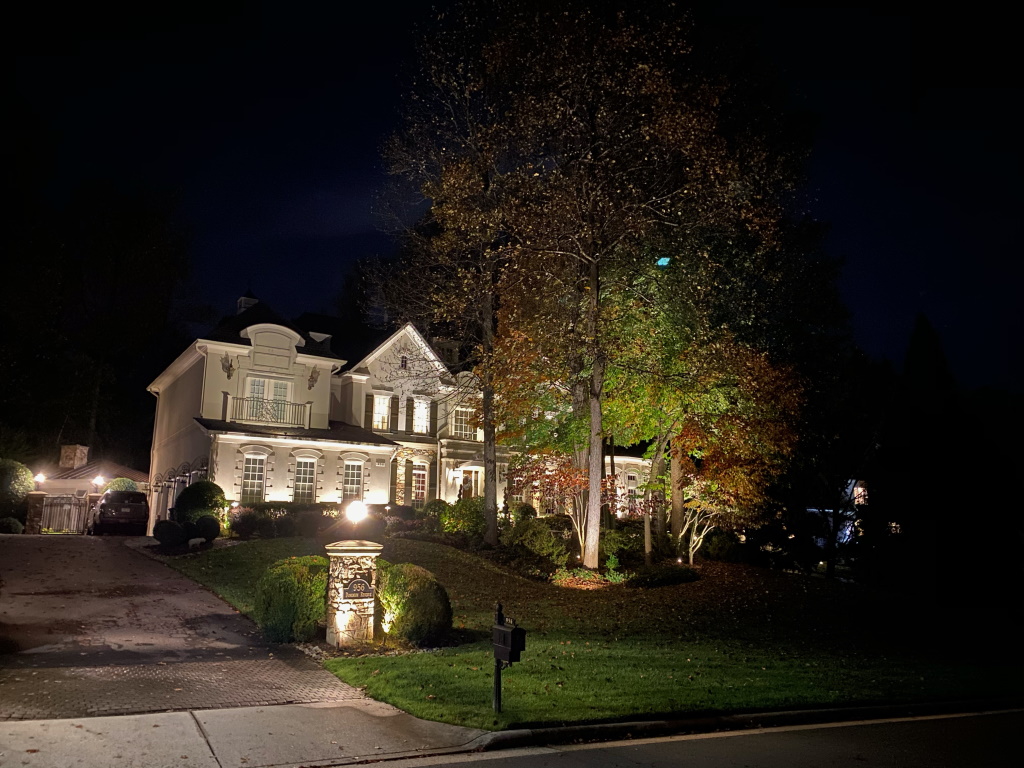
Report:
146,295,517,530
34,444,150,497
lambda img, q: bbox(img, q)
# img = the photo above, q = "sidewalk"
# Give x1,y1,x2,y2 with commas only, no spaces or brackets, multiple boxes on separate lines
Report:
3,696,1019,768
0,698,489,768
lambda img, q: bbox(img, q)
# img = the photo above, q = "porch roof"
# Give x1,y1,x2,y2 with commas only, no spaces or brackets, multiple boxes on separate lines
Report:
195,418,399,447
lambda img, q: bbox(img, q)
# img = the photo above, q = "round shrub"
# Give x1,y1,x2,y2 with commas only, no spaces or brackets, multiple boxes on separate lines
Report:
0,458,33,521
626,563,699,588
194,514,221,542
103,477,138,493
510,502,536,524
420,499,450,520
0,516,24,534
153,519,187,547
253,556,329,642
500,517,570,569
439,497,486,536
376,559,452,646
173,480,227,524
230,508,263,539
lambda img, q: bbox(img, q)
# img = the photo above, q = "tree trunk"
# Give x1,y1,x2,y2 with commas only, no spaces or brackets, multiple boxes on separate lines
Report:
670,436,685,545
482,287,499,547
583,259,604,570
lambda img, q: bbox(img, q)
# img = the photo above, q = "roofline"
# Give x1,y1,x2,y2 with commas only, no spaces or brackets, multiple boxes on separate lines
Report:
147,343,204,394
349,322,449,377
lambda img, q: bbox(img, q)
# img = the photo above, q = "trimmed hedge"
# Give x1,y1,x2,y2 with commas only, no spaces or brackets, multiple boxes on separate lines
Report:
173,480,227,524
376,559,452,646
0,458,33,522
0,516,24,534
253,556,329,642
153,519,187,547
194,515,221,542
103,477,138,492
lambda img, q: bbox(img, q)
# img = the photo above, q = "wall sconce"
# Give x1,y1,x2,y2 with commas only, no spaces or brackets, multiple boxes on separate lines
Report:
221,353,235,380
307,367,320,390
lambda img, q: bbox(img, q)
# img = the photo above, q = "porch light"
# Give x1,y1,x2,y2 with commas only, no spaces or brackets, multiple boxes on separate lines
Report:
345,500,368,523
92,475,105,488
34,473,46,483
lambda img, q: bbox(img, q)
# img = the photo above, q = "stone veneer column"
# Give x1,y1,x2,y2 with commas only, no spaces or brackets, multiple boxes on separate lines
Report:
23,491,46,535
325,540,383,647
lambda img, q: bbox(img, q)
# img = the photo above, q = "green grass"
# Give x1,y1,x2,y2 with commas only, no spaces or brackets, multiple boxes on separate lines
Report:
166,536,1024,730
165,538,322,616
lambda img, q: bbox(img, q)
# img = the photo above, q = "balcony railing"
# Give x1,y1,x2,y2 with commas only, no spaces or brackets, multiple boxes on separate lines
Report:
230,397,308,427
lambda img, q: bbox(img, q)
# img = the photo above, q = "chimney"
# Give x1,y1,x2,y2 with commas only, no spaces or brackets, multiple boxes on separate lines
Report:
237,291,259,314
60,445,90,469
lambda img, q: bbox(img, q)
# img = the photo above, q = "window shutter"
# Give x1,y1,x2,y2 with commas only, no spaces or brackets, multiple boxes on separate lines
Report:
364,394,373,430
429,401,438,436
389,396,399,432
389,460,398,504
427,459,437,501
405,397,414,433
403,459,413,507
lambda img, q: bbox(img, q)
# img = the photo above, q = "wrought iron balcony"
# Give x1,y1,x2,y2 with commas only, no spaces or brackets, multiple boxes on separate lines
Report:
230,397,308,427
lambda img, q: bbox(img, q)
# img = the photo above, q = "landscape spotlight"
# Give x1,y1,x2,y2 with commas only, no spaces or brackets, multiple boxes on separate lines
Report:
346,500,368,523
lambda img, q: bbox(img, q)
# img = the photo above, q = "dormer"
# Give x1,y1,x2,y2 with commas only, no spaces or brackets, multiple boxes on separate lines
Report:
240,323,305,373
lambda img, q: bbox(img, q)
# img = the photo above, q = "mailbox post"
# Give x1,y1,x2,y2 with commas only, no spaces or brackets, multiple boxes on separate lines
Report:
492,602,526,713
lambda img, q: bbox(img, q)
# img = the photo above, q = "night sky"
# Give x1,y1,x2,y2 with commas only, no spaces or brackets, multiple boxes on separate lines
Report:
12,3,1021,393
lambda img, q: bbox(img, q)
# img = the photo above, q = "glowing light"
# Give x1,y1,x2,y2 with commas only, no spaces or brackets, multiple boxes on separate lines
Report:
34,473,46,483
677,558,683,564
656,257,670,267
346,501,368,523
230,501,239,508
92,476,105,488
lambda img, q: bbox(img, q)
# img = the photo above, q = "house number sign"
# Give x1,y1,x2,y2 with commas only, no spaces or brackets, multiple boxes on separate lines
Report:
343,578,372,599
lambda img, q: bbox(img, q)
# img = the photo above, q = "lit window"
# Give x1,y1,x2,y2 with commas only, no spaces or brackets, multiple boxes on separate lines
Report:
413,399,430,434
452,407,476,440
343,461,363,501
412,464,427,508
245,377,289,422
241,455,265,504
293,458,315,503
372,395,391,430
853,485,869,506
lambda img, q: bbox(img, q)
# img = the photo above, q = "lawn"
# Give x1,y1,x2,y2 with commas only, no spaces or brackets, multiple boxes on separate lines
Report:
166,536,1023,730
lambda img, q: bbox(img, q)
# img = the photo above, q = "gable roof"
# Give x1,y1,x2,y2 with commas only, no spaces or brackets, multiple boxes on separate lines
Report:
41,459,149,483
345,322,450,378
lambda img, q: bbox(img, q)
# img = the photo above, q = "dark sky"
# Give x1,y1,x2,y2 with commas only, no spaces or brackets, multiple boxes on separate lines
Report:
12,3,1022,393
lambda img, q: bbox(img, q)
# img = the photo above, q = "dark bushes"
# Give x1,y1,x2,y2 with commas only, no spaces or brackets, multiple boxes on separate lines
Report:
626,562,699,588
153,519,187,547
0,517,24,534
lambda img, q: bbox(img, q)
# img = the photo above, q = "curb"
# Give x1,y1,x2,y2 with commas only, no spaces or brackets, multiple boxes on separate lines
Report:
465,697,1024,752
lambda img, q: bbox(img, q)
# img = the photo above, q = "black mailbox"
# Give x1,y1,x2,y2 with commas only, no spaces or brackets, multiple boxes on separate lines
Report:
493,623,527,663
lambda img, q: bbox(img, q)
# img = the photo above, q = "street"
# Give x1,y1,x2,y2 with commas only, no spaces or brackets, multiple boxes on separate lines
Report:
382,711,1022,768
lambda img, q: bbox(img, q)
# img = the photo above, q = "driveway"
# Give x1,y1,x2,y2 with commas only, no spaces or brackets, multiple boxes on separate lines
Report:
0,534,364,720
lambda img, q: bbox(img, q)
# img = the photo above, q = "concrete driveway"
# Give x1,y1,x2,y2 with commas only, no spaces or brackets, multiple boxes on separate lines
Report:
0,534,364,720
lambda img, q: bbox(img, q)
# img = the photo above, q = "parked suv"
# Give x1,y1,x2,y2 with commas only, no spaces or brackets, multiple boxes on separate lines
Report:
88,491,149,536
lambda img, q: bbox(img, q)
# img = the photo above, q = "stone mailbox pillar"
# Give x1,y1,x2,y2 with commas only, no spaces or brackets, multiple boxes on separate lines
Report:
325,540,383,648
23,491,47,535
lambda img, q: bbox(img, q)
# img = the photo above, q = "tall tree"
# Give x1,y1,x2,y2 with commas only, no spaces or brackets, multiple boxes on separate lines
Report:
387,1,802,565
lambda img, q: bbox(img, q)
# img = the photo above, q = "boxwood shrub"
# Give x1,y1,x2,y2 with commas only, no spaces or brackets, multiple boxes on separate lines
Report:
153,519,187,547
0,516,24,534
194,514,221,542
376,559,452,647
253,556,329,642
173,480,227,524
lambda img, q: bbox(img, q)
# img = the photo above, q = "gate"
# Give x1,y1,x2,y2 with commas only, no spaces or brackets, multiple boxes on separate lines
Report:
40,495,91,534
